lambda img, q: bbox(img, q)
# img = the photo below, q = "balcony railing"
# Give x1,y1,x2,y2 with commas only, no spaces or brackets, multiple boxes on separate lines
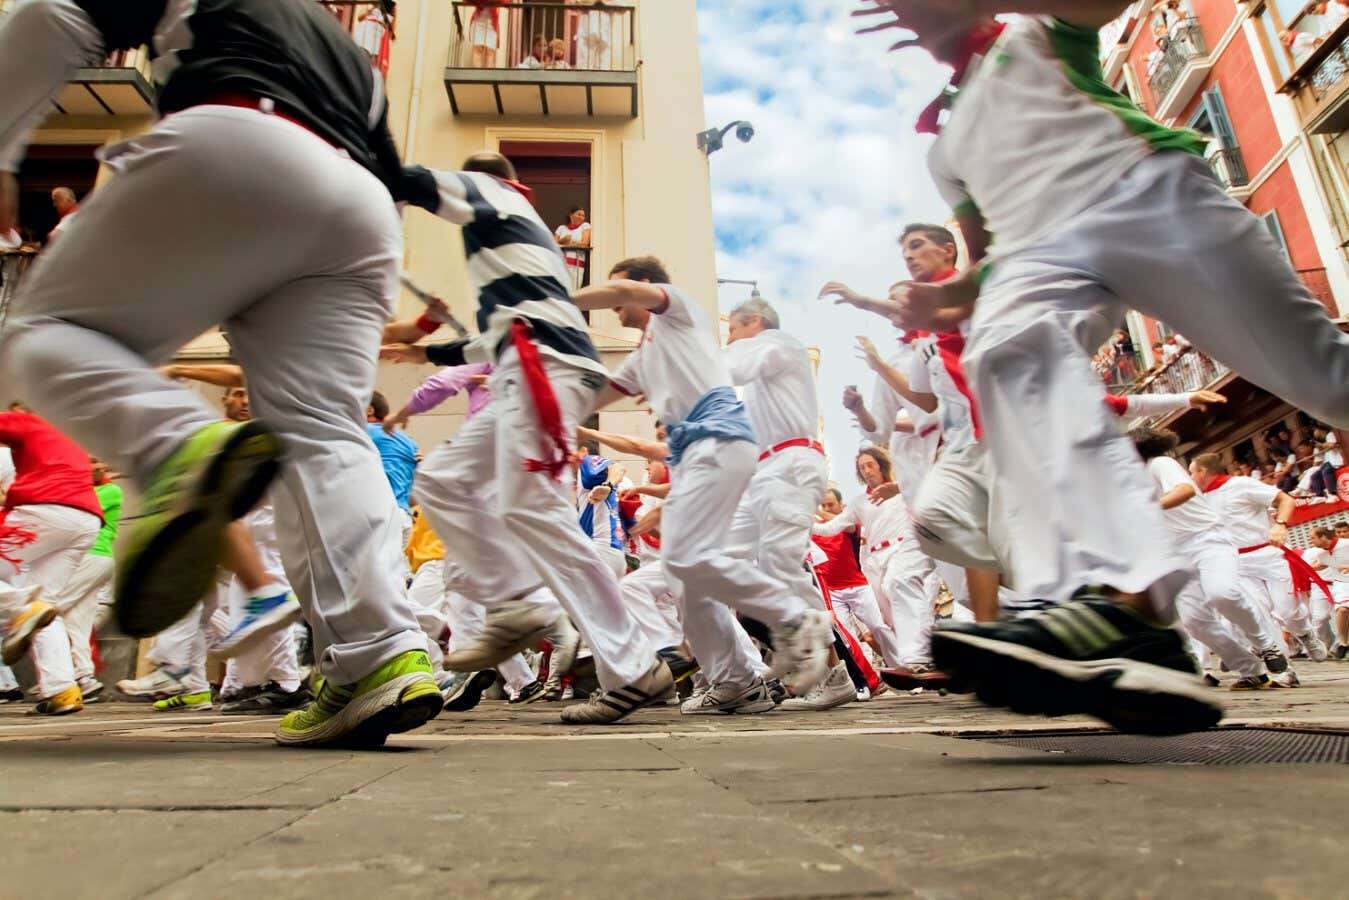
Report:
1148,17,1207,108
1128,345,1230,397
445,2,638,118
560,245,591,293
1206,145,1249,190
317,1,396,79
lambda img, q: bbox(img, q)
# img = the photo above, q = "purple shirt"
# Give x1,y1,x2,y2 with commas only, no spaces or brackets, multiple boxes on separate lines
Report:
405,363,493,419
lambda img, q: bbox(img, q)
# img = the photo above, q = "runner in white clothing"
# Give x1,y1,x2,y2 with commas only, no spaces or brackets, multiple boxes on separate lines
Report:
813,446,940,687
574,255,834,713
1189,453,1330,661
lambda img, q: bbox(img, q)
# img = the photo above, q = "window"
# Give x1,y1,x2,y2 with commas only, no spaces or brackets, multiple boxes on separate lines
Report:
1261,210,1292,260
1189,86,1238,150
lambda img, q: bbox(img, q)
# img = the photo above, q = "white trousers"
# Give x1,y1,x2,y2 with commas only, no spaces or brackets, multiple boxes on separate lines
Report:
51,553,114,682
1183,537,1281,655
828,583,902,667
965,152,1349,609
864,539,936,667
413,350,651,692
1176,581,1264,678
663,438,795,689
444,590,535,692
0,504,100,699
1238,546,1312,637
0,105,425,684
621,561,685,650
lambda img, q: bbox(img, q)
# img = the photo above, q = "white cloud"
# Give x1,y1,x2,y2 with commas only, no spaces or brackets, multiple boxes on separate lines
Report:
698,0,953,488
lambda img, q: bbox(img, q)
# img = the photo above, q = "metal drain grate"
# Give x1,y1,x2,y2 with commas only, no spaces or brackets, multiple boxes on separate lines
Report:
969,728,1349,765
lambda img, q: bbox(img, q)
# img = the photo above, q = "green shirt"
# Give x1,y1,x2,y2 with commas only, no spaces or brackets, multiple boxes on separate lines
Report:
89,481,122,558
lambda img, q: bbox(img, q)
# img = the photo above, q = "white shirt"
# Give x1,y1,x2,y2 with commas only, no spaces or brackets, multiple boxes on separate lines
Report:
0,447,13,494
1308,544,1349,583
1333,542,1349,582
862,341,939,449
1148,456,1223,542
1206,475,1279,549
724,329,818,451
1327,2,1349,36
909,328,977,451
578,491,617,550
555,221,591,247
611,285,729,425
0,228,20,251
812,491,914,562
928,17,1204,262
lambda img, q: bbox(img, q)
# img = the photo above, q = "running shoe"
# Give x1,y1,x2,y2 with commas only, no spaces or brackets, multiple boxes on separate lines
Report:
116,666,191,701
879,664,953,692
780,663,854,711
221,682,310,715
766,678,788,706
2,597,56,666
0,688,22,703
560,659,672,725
1202,673,1221,688
1229,674,1272,691
76,677,104,704
770,610,833,695
680,678,776,715
1259,648,1290,674
153,690,214,712
1335,643,1349,661
275,649,440,747
211,590,303,657
115,420,284,639
514,680,548,704
930,595,1223,735
32,685,82,716
1298,633,1329,663
444,670,497,712
657,646,700,685
444,596,558,672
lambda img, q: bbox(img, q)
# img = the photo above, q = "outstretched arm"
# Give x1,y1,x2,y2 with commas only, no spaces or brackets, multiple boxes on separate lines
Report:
578,425,668,462
856,337,938,413
163,364,246,389
573,280,669,312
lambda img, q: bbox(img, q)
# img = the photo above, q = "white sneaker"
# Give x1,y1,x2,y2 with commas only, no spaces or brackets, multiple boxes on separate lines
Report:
771,610,833,695
1299,632,1329,662
560,660,673,725
116,667,189,700
780,663,855,711
445,595,558,671
680,678,776,715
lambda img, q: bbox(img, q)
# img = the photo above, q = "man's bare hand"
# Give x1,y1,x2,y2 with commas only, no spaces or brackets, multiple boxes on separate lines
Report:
842,385,865,412
855,335,885,372
888,280,961,331
819,281,864,306
629,505,662,537
1268,522,1289,547
868,481,900,504
384,406,412,434
0,173,17,235
469,373,490,387
588,485,612,504
380,343,428,365
1188,390,1227,410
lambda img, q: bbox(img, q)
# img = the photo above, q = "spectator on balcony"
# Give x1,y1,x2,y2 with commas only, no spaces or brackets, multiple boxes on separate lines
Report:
466,0,501,68
546,36,571,69
1282,28,1318,65
555,206,591,292
47,187,78,245
517,35,547,69
1315,1,1349,37
352,2,393,78
0,223,19,252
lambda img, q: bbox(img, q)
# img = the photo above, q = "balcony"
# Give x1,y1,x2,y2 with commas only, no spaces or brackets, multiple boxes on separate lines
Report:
317,0,396,80
1206,145,1249,192
444,2,638,118
51,47,155,118
1147,17,1211,121
1281,18,1349,134
0,250,36,340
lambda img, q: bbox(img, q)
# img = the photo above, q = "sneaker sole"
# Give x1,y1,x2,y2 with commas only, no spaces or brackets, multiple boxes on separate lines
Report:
443,670,497,712
275,673,441,748
115,421,283,639
210,600,303,657
1,602,56,666
931,631,1223,736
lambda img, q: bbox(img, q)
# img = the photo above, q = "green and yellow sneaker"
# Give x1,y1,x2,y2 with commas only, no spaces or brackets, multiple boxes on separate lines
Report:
152,691,214,712
275,650,442,748
115,420,283,639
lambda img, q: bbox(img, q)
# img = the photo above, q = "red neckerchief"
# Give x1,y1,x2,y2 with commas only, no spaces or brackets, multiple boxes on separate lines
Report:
1330,537,1340,552
916,22,1008,135
898,330,929,345
1202,473,1232,493
499,177,535,207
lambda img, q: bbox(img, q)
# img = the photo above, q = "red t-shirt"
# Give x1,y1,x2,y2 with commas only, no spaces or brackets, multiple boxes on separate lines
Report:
812,531,868,591
0,412,101,519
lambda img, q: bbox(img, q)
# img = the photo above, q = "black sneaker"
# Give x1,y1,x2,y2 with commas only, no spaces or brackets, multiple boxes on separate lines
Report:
510,679,545,705
657,646,700,685
0,688,22,703
443,670,498,712
930,596,1222,735
1259,648,1289,674
1335,643,1349,661
221,682,310,715
765,678,788,706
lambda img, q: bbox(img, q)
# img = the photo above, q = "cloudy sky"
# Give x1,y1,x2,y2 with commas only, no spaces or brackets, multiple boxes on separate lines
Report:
696,0,953,486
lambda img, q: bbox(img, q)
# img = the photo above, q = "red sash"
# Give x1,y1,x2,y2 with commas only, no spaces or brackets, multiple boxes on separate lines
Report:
1239,542,1334,602
510,320,570,481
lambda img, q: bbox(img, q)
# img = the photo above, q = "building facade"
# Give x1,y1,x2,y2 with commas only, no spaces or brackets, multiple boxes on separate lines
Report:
1,0,719,474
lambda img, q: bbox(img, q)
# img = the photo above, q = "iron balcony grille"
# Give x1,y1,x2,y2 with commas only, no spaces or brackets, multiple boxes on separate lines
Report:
1148,17,1207,106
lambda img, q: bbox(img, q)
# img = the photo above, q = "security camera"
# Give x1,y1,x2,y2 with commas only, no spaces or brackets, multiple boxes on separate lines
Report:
735,122,755,143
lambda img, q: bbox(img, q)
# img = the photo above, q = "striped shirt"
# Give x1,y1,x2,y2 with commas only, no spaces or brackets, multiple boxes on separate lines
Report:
423,170,605,376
